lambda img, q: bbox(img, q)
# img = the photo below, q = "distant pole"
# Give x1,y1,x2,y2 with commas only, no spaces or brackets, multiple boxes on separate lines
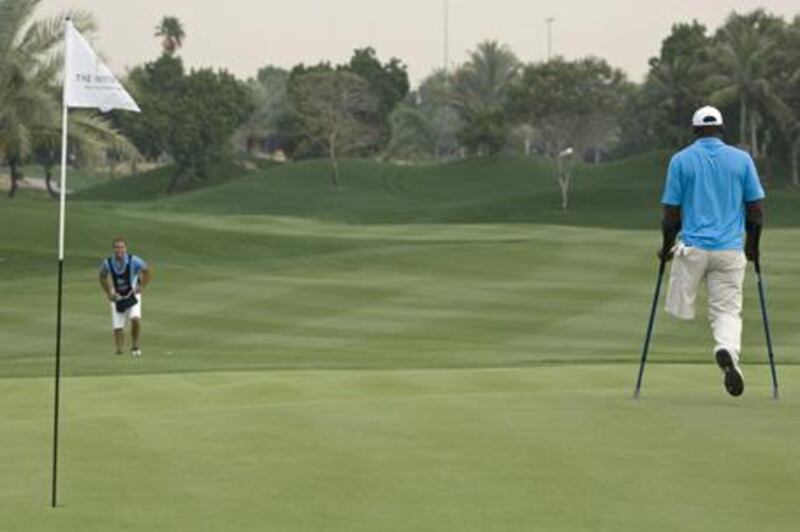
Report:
444,0,450,72
546,17,555,60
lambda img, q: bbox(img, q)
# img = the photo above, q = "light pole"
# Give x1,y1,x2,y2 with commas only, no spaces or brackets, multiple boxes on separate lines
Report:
444,0,450,72
546,17,554,61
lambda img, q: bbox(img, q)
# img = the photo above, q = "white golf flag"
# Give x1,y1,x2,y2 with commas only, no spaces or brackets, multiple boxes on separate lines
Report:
64,20,140,112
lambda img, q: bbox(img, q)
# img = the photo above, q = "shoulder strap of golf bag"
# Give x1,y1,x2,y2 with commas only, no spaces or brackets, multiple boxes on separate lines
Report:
107,256,133,296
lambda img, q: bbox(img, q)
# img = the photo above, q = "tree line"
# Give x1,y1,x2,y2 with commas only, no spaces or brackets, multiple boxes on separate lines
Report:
2,2,799,207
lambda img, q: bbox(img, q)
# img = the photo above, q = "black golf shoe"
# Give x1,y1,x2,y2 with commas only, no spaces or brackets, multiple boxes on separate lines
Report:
715,349,744,397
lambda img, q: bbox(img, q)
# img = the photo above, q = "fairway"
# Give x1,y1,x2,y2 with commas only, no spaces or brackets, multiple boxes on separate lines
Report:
2,156,799,530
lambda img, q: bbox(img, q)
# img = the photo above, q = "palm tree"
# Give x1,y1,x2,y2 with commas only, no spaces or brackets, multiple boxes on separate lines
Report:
34,112,139,197
647,55,707,147
0,0,91,196
771,16,800,186
709,10,783,157
0,0,137,197
451,40,520,155
385,103,437,161
155,16,185,56
417,69,462,159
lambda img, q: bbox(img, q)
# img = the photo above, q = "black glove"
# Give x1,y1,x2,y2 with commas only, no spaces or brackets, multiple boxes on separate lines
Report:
745,230,760,262
657,245,675,262
658,212,681,262
745,202,763,263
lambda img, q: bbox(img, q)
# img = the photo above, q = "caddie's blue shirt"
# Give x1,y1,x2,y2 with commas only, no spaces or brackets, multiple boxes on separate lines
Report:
662,137,765,251
100,254,147,289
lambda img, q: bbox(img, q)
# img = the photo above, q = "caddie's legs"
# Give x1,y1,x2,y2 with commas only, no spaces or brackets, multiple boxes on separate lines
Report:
707,251,746,363
131,318,141,351
113,328,124,355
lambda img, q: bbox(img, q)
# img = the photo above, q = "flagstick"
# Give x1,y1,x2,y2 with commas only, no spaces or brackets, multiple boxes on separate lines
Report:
52,18,70,509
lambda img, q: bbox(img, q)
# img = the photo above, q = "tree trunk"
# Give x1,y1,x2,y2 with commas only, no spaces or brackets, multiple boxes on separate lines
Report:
554,150,571,211
7,160,20,198
44,165,58,199
108,159,118,180
750,112,759,159
791,138,800,187
328,134,340,188
167,163,188,194
739,97,747,149
761,130,772,183
330,157,340,188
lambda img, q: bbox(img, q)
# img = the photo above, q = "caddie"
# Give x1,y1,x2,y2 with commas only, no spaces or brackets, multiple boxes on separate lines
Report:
658,106,765,397
99,237,152,356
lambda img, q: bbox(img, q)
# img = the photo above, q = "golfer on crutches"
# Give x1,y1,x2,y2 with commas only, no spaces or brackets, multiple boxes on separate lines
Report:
658,106,765,397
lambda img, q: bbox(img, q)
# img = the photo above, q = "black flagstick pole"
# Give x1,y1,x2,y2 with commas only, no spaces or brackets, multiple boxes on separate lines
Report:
52,260,64,508
52,17,71,509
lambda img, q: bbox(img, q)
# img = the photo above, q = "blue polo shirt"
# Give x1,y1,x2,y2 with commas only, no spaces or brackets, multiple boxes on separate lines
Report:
100,254,147,289
662,137,765,251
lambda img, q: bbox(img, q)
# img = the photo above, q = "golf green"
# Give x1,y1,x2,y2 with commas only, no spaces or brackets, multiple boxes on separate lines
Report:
2,367,799,531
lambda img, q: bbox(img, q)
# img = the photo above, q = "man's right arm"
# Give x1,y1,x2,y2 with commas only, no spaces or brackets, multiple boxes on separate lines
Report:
99,271,115,301
659,155,683,261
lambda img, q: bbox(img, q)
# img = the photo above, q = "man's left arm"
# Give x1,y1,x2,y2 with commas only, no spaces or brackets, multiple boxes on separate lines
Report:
745,200,763,263
136,258,153,293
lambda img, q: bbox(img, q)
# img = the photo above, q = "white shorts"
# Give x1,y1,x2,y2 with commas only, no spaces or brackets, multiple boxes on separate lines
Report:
111,294,142,330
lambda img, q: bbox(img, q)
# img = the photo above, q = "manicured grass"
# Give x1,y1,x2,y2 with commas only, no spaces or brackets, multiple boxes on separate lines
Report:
1,152,798,530
3,367,799,532
2,202,797,378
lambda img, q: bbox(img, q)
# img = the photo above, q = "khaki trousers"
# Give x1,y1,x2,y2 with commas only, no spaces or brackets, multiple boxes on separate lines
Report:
665,244,748,363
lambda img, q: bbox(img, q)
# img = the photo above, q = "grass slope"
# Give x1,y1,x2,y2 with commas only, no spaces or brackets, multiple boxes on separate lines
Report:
72,158,277,202
154,155,668,226
146,152,800,227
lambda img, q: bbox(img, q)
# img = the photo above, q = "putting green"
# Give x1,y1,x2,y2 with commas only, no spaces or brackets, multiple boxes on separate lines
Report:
2,366,798,532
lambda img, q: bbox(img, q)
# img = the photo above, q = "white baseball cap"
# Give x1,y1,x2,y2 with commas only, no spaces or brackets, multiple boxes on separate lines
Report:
692,106,724,127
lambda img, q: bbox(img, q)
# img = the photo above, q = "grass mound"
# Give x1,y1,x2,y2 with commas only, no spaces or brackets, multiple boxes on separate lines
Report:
72,158,278,202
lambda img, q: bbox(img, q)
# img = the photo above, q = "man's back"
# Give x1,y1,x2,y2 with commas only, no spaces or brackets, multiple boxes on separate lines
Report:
662,137,764,250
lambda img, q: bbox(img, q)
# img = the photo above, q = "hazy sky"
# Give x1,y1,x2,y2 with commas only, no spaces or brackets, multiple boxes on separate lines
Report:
40,0,799,85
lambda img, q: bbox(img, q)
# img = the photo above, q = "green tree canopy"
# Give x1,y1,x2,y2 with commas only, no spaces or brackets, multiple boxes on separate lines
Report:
235,65,299,156
709,10,785,157
114,55,252,193
645,21,713,147
509,57,628,210
347,47,409,117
